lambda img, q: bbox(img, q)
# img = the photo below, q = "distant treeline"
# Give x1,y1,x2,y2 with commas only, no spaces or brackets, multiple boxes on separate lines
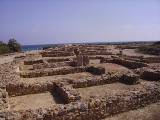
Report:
137,41,160,55
0,38,21,55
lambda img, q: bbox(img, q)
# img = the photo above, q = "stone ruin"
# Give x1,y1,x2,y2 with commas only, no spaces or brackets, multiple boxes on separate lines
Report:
0,44,160,120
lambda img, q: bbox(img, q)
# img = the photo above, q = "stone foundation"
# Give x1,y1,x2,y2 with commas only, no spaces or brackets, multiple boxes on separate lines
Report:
32,61,73,69
24,58,43,65
55,82,81,103
101,57,148,69
120,72,140,85
46,58,71,63
6,81,55,96
0,87,9,112
72,73,123,88
41,51,74,57
20,66,87,78
2,82,160,120
135,68,160,81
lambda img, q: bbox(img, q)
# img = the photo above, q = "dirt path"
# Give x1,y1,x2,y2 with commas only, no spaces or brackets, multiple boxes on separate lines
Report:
0,55,15,64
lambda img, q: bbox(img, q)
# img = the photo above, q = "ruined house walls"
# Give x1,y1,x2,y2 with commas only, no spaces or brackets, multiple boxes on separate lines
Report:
72,72,139,88
100,57,148,69
19,66,87,78
0,88,9,112
135,67,160,81
6,81,55,96
2,83,160,120
55,83,81,103
32,61,73,69
41,51,75,57
121,55,160,63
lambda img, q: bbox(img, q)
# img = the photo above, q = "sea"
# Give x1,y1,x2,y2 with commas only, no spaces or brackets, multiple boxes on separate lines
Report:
22,44,56,51
22,41,154,52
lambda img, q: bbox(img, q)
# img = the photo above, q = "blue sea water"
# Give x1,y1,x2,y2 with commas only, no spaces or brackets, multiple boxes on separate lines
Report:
22,44,55,51
22,41,153,51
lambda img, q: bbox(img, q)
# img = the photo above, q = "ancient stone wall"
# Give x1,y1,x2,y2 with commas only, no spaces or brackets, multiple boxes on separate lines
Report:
82,51,113,56
20,66,87,78
112,58,148,69
3,83,160,120
76,55,89,66
55,82,81,103
135,68,160,81
0,87,9,112
41,51,74,57
143,57,160,63
46,58,71,63
6,81,55,96
24,58,43,65
32,61,73,69
121,55,160,63
100,57,148,69
120,72,140,85
72,73,122,88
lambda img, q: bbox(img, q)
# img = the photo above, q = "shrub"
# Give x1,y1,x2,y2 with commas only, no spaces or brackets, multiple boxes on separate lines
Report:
0,41,10,54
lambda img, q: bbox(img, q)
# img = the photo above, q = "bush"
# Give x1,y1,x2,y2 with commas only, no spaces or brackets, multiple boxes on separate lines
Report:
0,41,10,55
8,38,21,52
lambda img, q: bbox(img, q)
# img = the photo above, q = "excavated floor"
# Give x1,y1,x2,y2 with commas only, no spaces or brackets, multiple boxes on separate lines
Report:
19,63,129,84
9,91,63,111
20,72,93,84
76,81,151,100
104,102,160,120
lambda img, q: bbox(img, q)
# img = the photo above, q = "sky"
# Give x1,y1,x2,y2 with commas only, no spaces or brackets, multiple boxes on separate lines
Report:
0,0,160,45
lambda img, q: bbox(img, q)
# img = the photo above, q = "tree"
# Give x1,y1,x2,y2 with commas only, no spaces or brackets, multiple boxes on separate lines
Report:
8,38,21,52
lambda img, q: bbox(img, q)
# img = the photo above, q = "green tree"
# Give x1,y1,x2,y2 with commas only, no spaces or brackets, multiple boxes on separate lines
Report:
8,38,21,52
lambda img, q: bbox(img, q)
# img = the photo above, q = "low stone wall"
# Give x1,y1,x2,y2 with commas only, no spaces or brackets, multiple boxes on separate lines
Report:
3,82,160,120
113,58,148,69
20,66,87,78
101,57,148,69
24,58,43,65
121,55,160,63
136,68,160,81
143,57,160,63
121,55,143,62
32,61,73,69
72,73,123,88
0,87,9,112
6,81,55,96
82,51,113,56
46,57,71,63
120,72,140,85
41,51,74,57
89,55,103,60
55,82,81,103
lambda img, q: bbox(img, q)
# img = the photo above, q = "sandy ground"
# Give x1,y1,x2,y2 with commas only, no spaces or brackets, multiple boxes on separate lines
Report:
104,102,160,120
0,54,15,64
0,50,41,65
9,92,61,110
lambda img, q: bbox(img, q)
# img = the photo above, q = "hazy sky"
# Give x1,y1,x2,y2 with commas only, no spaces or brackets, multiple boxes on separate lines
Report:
0,0,160,45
